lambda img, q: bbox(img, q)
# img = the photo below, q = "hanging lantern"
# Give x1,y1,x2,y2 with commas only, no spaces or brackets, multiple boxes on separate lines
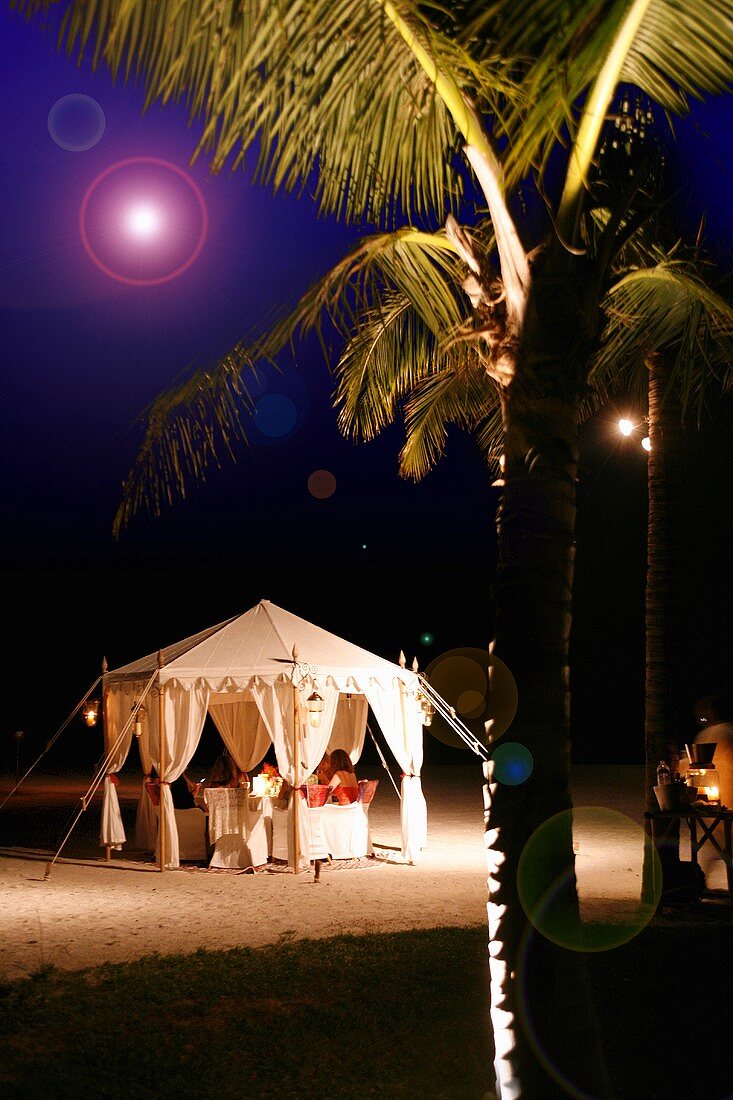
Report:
421,698,435,727
83,699,100,727
307,690,324,727
132,702,148,738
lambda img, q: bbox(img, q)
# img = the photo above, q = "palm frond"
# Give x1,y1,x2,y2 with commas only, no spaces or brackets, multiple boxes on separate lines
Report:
486,0,733,190
399,360,503,480
112,352,257,537
113,225,483,528
589,261,733,425
16,0,519,226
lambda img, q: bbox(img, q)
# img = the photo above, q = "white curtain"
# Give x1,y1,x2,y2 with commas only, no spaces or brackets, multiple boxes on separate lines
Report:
250,677,340,868
250,680,296,781
208,696,271,772
328,694,369,762
100,777,126,849
134,697,157,850
363,678,427,862
151,682,210,869
99,683,139,850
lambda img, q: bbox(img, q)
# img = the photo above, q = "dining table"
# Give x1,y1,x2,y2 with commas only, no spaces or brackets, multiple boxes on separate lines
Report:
203,786,274,868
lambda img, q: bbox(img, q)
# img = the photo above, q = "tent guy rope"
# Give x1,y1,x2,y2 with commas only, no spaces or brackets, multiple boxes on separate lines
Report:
43,670,158,880
0,674,103,812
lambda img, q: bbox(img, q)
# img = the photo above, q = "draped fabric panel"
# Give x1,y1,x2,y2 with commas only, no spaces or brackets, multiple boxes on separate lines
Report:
208,698,271,773
328,694,369,761
250,680,295,782
151,684,210,869
363,679,427,862
100,777,126,849
99,682,140,849
250,678,340,868
134,694,157,850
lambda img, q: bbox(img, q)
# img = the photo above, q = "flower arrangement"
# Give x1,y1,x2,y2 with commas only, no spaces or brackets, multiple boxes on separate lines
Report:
256,762,283,797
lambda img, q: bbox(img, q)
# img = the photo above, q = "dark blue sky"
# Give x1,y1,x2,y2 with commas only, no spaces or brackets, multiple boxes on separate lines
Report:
1,5,731,768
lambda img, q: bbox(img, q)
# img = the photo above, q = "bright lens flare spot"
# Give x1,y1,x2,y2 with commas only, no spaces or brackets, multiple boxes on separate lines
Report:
618,418,634,436
641,436,652,452
126,204,161,238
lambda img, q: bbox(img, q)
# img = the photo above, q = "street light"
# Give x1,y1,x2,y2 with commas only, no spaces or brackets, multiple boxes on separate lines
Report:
14,729,24,785
617,416,651,451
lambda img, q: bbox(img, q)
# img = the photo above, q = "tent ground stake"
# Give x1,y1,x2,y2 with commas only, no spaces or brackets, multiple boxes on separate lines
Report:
105,845,111,862
44,862,52,881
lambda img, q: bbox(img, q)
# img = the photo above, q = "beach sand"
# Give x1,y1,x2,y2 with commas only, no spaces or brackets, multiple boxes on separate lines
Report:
0,764,727,981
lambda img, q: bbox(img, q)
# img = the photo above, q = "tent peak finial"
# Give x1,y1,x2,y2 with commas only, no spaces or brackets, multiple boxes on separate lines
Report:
292,644,299,661
412,656,419,672
157,648,165,668
102,656,108,674
399,650,406,668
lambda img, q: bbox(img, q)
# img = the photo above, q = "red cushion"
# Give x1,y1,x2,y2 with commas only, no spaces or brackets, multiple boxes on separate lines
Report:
333,785,359,805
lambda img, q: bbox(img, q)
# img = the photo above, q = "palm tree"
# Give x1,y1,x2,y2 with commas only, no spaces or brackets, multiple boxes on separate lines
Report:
21,2,733,1095
590,232,733,892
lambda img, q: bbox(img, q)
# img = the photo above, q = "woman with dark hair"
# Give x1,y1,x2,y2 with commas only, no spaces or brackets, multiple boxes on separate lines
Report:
325,748,359,804
208,751,244,789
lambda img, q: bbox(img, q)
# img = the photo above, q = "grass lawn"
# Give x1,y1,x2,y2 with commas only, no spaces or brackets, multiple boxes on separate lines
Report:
1,912,731,1099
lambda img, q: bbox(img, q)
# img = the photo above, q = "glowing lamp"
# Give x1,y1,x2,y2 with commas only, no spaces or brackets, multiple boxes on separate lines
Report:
641,436,651,452
132,702,148,738
618,418,634,436
307,690,324,727
686,765,721,804
83,699,100,727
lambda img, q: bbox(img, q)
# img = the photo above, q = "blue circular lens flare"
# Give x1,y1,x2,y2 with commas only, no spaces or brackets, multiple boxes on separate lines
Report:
420,632,435,646
492,742,533,785
253,394,298,437
48,94,106,151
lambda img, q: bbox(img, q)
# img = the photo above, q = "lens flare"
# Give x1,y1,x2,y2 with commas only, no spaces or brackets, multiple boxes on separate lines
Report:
126,204,161,238
79,157,208,285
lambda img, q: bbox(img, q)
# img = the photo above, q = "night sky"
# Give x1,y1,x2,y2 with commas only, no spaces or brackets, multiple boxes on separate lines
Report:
1,5,732,772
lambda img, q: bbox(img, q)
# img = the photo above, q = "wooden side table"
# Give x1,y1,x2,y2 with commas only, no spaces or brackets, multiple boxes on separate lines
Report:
645,807,733,899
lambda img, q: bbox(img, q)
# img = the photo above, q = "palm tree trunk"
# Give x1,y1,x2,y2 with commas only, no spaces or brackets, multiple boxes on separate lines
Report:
485,245,611,1099
642,351,683,894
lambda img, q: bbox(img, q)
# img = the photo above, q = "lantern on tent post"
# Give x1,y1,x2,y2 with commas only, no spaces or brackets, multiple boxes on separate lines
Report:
307,687,324,728
83,699,100,727
132,702,148,738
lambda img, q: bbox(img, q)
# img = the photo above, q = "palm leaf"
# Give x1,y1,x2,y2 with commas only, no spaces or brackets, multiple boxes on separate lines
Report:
482,0,733,190
589,260,733,425
111,351,257,537
16,0,519,225
399,360,503,480
113,224,488,529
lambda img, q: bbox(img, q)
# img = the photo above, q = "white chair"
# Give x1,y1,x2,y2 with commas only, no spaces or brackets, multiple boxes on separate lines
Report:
174,808,208,861
322,802,369,859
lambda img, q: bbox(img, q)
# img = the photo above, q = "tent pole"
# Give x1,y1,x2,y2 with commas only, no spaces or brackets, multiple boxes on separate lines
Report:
102,657,111,863
292,646,301,875
157,650,166,873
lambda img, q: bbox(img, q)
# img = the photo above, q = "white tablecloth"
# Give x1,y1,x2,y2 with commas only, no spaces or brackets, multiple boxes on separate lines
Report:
203,788,273,867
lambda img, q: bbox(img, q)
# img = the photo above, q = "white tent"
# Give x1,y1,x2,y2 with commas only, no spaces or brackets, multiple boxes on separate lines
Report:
100,600,428,869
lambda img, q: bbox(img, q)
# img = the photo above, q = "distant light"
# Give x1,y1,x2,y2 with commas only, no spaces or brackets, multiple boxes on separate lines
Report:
641,436,651,452
126,204,160,238
618,418,634,437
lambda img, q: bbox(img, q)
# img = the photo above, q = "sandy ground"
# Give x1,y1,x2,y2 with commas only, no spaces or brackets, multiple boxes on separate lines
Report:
0,764,726,981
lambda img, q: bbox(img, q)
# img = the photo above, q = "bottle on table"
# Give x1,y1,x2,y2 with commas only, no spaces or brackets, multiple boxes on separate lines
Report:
656,760,671,785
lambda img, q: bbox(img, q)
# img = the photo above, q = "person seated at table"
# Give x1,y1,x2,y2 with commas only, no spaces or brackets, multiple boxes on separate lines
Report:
316,752,333,785
325,748,359,804
208,751,243,788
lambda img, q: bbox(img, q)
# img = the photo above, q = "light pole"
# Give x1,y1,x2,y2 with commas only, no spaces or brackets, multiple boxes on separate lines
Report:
14,730,25,786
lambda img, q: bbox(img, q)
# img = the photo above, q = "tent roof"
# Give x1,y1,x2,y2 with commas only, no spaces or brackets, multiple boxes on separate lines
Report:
106,600,416,689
